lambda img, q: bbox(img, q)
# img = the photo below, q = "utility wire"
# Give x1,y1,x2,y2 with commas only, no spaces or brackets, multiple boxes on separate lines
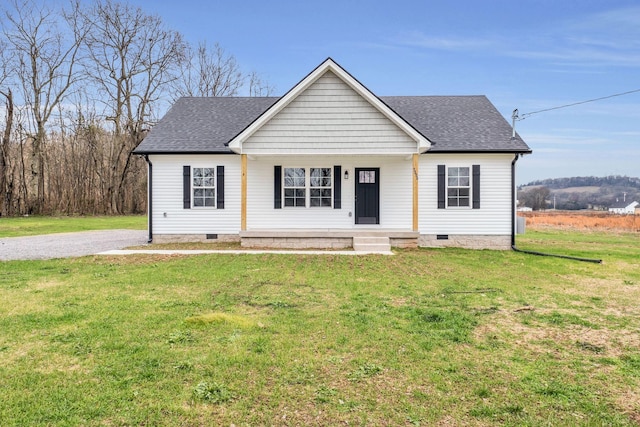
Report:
517,88,640,120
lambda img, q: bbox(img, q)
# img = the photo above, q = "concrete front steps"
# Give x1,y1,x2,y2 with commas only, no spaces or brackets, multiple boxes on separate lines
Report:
352,236,391,253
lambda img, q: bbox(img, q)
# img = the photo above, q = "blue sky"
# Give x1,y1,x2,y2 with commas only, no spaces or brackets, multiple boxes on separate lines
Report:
130,0,640,184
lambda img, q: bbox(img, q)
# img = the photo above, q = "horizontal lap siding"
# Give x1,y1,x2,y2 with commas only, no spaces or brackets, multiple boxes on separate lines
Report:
243,71,416,154
246,156,412,229
150,155,241,234
419,154,513,235
378,158,413,229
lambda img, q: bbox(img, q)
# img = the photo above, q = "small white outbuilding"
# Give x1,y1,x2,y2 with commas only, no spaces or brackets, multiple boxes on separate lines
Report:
608,200,639,215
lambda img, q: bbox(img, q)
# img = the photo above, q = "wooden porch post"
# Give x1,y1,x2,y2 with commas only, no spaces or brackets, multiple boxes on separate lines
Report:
241,154,247,231
412,153,419,231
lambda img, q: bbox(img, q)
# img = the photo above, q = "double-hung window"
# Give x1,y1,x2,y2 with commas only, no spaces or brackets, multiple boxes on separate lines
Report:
437,164,479,209
283,168,306,207
183,165,224,209
310,168,332,207
283,167,332,208
447,167,470,207
192,167,216,207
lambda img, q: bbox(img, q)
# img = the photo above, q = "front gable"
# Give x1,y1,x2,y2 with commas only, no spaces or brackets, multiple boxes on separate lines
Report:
228,58,431,155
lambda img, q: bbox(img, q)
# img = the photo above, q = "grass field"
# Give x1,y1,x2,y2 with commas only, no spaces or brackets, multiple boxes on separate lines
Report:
1,225,639,425
0,215,147,238
521,211,640,232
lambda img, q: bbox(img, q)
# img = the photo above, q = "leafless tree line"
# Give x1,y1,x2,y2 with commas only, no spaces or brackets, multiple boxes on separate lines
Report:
0,0,273,216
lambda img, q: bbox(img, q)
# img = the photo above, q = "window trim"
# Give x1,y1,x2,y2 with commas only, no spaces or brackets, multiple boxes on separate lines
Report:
446,166,471,208
283,167,307,208
309,167,333,208
191,166,217,209
282,166,334,209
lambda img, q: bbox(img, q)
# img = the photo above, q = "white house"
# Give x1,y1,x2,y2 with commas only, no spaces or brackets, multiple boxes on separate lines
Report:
133,58,532,250
608,200,639,214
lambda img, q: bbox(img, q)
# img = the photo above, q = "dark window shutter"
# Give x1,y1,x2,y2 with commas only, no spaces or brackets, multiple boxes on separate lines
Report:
183,165,191,209
274,165,282,209
437,164,446,209
333,165,341,209
216,165,225,209
472,164,480,209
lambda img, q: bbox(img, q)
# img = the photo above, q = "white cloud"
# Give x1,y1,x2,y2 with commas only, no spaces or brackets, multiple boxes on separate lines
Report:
509,7,640,67
392,31,496,51
611,130,640,137
568,6,640,38
522,133,611,147
388,6,640,68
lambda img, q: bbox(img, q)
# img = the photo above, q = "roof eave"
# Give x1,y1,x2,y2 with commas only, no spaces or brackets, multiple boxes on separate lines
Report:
133,149,236,155
426,148,533,154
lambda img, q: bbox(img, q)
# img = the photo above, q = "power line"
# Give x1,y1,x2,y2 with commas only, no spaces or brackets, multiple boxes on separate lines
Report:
517,88,640,120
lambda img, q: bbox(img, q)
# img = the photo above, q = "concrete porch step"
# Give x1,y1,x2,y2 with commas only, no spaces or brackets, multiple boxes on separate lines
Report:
352,236,391,253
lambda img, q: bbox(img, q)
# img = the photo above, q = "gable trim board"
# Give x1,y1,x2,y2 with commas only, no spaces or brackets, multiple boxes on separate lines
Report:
228,58,431,156
135,58,531,249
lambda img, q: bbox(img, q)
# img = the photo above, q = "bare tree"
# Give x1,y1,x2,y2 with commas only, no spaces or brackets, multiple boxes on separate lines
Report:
2,0,86,214
80,0,186,213
174,42,275,98
248,70,275,97
519,186,550,211
0,88,13,217
174,41,245,97
0,38,14,216
0,0,272,217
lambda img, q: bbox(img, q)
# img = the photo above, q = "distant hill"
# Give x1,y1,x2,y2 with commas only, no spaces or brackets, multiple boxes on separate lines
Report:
518,176,640,210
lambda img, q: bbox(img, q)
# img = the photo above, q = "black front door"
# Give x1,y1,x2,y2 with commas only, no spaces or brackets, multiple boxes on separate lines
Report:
355,168,380,224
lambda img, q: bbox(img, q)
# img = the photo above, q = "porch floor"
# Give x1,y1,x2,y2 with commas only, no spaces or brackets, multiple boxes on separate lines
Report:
240,229,419,239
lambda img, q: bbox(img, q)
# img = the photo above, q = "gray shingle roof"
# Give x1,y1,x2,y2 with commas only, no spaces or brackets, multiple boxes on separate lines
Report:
382,96,529,152
135,97,277,154
134,95,530,154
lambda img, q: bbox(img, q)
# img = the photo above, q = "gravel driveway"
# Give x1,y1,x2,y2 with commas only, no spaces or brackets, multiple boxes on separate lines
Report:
0,229,148,261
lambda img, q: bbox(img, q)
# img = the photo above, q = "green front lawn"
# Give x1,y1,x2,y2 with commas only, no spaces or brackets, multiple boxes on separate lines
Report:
0,215,147,238
0,229,639,425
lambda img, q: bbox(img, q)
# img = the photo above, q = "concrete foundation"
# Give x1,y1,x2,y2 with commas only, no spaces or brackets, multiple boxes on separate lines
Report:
152,234,240,244
418,234,511,250
151,231,510,250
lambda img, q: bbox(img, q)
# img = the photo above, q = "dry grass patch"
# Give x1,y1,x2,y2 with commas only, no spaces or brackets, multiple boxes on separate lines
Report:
34,352,91,375
560,275,640,304
93,253,195,265
474,308,638,360
130,241,243,250
1,293,48,316
33,278,66,290
521,211,640,232
185,312,258,328
0,338,48,367
616,390,640,424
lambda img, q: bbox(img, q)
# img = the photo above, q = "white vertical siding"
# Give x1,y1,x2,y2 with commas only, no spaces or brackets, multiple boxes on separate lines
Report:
243,71,417,155
246,155,413,230
419,154,514,235
150,154,241,235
